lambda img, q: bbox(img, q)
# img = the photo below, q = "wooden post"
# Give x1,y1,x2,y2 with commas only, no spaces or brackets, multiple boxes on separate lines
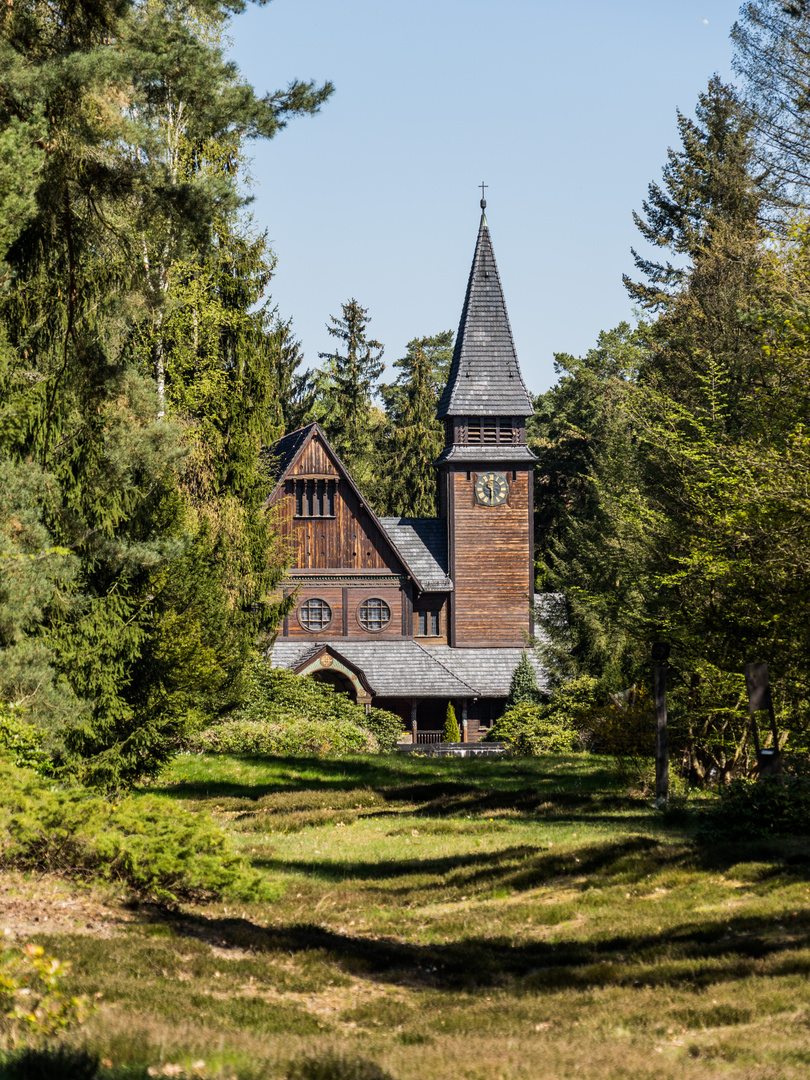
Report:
410,699,418,744
744,662,782,779
652,642,670,806
461,699,468,743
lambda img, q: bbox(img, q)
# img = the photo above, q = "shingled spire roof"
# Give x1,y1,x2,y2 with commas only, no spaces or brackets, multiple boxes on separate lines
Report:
437,209,534,419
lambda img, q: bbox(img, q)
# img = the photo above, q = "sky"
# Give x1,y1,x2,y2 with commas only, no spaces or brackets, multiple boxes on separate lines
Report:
228,0,744,396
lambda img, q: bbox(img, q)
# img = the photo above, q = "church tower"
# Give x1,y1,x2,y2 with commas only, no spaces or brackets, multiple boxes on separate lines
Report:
437,199,536,647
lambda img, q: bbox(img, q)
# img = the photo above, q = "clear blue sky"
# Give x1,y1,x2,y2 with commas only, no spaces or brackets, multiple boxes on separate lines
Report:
228,0,743,395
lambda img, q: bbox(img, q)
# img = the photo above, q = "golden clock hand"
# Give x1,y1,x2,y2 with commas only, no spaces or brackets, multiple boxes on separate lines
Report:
488,478,494,501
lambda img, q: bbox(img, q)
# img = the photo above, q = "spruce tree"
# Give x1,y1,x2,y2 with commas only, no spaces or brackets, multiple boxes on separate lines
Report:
315,300,385,488
442,701,460,743
378,331,452,516
0,0,332,785
733,0,810,207
506,652,541,708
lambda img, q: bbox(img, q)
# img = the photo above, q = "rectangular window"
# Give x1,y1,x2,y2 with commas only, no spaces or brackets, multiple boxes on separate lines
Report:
416,610,440,637
295,479,336,518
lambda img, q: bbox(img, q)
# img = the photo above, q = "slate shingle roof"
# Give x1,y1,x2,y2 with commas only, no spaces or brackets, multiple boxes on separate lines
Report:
435,444,537,465
378,518,452,592
263,424,314,484
437,213,534,419
270,640,547,698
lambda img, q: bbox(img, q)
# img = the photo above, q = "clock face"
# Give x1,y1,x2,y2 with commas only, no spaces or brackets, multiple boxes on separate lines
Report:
475,471,509,506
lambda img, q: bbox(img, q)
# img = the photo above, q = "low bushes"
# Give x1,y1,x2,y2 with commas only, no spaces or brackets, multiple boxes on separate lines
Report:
190,716,376,756
484,701,583,755
189,658,404,756
0,760,266,903
698,776,810,839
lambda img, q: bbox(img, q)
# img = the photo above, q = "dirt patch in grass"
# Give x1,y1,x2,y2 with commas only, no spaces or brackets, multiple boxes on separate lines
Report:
0,871,137,941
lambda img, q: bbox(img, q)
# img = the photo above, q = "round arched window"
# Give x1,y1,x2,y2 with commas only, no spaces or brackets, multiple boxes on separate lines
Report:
298,598,332,632
358,597,391,632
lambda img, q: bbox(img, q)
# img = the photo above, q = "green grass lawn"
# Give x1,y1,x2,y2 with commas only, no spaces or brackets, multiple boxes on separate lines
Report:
31,752,810,1079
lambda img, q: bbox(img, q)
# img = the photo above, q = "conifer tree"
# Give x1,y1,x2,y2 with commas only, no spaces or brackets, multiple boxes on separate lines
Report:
378,331,452,516
442,701,460,742
0,0,332,785
505,652,541,708
315,300,384,488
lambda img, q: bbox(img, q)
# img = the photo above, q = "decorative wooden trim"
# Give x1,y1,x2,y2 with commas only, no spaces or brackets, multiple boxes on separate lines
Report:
342,587,348,635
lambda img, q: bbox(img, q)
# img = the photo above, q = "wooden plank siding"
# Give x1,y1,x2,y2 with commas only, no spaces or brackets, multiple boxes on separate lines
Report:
447,467,532,647
271,447,403,574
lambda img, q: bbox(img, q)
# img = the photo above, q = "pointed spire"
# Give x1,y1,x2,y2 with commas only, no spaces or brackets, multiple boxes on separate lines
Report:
437,207,533,419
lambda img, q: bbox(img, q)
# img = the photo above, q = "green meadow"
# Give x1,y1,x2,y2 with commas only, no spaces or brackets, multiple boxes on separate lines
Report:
24,753,810,1080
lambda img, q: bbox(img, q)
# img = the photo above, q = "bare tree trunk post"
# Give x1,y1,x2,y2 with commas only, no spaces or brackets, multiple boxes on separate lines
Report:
652,642,670,807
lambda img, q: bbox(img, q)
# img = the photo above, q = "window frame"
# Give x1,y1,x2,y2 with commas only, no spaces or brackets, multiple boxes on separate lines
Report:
297,597,333,633
357,596,391,633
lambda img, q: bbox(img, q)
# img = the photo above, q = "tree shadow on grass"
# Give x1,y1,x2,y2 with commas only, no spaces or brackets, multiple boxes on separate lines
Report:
147,755,620,806
151,896,810,996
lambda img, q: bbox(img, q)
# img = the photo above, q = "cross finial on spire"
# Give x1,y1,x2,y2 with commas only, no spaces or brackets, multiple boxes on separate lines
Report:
479,181,488,209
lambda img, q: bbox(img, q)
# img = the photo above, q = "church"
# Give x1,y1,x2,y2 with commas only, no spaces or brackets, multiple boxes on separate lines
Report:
266,202,545,743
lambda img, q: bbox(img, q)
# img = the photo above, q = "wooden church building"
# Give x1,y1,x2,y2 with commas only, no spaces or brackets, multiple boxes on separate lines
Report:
267,204,545,742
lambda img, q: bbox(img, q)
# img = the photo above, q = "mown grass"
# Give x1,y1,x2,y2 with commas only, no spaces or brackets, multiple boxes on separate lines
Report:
26,753,810,1079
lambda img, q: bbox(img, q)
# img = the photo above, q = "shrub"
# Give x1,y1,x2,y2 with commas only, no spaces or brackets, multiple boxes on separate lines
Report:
0,760,266,903
0,940,94,1049
360,707,405,752
485,701,582,755
189,657,403,756
442,702,460,742
190,717,377,755
0,706,52,777
698,777,810,840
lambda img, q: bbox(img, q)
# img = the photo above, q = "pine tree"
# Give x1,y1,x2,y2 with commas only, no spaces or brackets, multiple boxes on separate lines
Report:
378,331,452,516
315,300,385,488
442,701,460,743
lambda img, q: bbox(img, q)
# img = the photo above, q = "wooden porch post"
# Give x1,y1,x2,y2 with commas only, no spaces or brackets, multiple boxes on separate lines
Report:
410,699,417,744
461,699,468,743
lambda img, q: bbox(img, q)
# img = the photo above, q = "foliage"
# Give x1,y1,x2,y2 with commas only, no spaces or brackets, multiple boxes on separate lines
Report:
0,705,52,777
189,716,377,756
505,652,541,708
485,701,583,755
0,760,265,903
442,702,460,743
587,687,656,760
530,322,650,690
0,940,93,1050
0,0,327,787
377,331,452,517
188,657,404,755
733,0,810,208
698,776,810,840
314,300,385,491
360,708,405,753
